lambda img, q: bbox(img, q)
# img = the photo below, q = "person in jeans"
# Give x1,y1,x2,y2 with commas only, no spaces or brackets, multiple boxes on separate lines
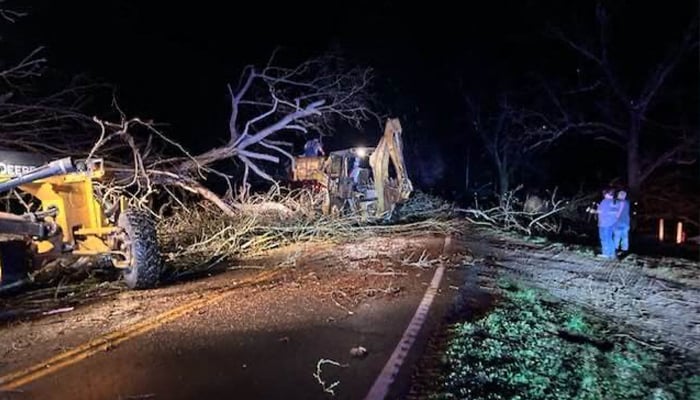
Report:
613,190,630,255
587,188,618,258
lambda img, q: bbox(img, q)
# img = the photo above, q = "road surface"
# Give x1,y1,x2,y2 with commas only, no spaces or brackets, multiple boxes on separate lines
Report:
0,234,467,400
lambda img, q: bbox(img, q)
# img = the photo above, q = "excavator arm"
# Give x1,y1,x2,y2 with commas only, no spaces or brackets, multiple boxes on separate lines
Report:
368,118,414,215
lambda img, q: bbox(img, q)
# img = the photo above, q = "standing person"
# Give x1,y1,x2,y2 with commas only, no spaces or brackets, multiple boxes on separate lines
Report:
587,188,618,259
613,190,630,256
350,156,362,185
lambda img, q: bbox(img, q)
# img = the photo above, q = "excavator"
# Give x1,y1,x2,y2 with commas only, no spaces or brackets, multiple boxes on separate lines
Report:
291,118,414,219
0,150,162,291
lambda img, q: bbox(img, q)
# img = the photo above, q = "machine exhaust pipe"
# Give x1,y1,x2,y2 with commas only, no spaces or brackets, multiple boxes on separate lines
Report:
0,157,77,193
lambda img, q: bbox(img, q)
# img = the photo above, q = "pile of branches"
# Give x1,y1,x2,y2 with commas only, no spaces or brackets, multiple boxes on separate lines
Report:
394,190,456,222
1,185,459,311
157,187,459,278
456,185,571,236
0,278,124,322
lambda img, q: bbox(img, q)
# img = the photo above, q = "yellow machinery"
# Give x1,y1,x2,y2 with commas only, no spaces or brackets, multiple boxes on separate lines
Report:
291,118,414,219
0,151,162,290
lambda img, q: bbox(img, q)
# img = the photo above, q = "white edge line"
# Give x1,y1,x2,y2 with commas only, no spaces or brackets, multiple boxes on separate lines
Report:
364,264,446,400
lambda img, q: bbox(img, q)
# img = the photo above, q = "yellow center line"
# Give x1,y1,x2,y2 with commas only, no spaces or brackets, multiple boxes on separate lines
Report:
0,268,281,390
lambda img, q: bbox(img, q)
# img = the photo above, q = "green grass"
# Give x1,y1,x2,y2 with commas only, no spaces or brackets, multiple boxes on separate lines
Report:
423,282,700,400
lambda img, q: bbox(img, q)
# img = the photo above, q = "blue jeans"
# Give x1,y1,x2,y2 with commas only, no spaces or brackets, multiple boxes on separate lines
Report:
613,225,629,251
599,226,615,257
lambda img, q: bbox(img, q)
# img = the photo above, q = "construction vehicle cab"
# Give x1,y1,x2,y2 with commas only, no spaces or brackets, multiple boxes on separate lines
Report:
0,150,162,290
291,118,414,219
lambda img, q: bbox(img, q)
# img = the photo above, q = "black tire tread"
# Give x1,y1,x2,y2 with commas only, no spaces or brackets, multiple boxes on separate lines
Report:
119,209,162,289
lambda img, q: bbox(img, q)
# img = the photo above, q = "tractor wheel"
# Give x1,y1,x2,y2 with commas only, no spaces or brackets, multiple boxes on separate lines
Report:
118,209,162,289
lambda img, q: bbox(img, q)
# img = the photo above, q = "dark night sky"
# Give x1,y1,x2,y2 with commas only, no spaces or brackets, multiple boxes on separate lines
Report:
10,0,700,193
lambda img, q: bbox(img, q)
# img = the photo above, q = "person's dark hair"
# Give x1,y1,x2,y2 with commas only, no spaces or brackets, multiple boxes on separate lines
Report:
602,188,614,196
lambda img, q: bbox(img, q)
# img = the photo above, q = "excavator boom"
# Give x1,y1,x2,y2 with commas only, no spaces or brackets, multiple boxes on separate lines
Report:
368,118,414,215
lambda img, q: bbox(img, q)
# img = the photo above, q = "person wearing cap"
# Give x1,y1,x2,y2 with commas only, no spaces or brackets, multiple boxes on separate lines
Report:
613,190,630,255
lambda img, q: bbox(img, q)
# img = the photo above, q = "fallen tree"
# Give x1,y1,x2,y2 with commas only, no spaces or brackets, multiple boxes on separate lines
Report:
85,50,379,217
1,48,379,218
158,187,460,278
456,185,571,236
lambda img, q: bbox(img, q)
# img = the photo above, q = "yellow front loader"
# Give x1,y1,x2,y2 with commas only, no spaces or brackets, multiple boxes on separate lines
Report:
0,150,162,290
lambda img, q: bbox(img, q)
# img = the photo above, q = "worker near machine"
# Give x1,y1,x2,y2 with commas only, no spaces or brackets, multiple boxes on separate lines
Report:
613,189,630,255
350,156,362,185
303,138,325,157
587,188,618,259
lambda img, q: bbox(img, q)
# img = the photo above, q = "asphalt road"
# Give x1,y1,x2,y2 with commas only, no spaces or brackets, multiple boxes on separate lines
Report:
1,240,466,400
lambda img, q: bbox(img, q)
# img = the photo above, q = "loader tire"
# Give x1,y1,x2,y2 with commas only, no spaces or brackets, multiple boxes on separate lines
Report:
118,209,162,289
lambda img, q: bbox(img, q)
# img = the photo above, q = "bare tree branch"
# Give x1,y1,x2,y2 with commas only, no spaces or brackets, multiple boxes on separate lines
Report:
549,3,698,193
72,50,376,214
639,20,699,111
639,135,698,183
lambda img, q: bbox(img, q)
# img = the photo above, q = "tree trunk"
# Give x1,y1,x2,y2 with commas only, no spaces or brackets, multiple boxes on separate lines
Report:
626,113,643,233
464,149,471,192
498,165,509,197
627,113,642,197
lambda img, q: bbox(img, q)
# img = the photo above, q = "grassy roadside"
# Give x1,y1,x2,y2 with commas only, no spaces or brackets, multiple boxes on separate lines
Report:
417,281,700,400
